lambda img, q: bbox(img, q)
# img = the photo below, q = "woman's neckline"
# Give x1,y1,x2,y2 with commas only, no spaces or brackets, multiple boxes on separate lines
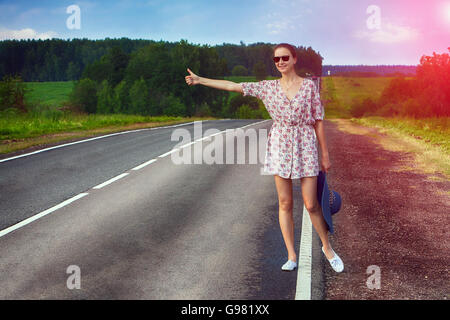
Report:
277,77,306,103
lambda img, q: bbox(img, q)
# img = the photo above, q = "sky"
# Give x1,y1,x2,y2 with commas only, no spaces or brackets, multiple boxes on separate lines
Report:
0,0,449,65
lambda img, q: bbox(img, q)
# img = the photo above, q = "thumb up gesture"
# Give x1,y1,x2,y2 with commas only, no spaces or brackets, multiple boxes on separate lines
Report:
185,68,200,86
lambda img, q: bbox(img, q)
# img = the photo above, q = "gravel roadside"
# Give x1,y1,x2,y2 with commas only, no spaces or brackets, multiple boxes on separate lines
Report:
322,119,449,300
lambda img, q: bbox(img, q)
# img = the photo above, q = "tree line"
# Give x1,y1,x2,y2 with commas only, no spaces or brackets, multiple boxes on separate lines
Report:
350,49,449,118
0,38,323,82
323,65,417,77
0,38,324,118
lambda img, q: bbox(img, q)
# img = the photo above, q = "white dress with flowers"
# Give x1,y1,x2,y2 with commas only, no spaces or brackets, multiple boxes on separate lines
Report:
240,78,324,179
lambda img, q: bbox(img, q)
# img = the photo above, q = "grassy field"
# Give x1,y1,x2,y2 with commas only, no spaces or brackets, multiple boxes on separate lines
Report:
24,81,75,108
322,76,450,178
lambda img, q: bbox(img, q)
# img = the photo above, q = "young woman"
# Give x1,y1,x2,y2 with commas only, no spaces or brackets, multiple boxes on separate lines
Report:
185,43,343,273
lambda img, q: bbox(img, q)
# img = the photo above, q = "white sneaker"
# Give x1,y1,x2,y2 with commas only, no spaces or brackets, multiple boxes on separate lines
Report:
322,246,344,273
281,260,297,271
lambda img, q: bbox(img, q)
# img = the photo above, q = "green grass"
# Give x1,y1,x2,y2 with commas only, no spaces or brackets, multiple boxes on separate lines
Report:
24,81,76,108
0,111,190,141
353,116,450,155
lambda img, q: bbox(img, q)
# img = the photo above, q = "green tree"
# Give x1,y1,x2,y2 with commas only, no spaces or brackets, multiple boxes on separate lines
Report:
253,61,267,81
70,78,97,114
66,61,81,80
232,65,248,76
108,46,129,88
161,93,186,117
112,80,129,114
129,77,150,115
97,80,114,114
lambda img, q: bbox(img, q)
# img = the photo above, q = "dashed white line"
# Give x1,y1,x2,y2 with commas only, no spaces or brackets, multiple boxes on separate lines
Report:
92,172,129,189
158,148,180,158
0,192,89,238
131,159,157,171
0,120,272,240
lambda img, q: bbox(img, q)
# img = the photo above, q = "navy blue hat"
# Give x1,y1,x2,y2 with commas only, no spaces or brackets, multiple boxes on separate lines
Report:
317,171,342,234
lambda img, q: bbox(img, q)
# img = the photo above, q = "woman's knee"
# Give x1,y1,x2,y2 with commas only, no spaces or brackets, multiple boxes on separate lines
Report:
279,198,293,212
304,200,320,213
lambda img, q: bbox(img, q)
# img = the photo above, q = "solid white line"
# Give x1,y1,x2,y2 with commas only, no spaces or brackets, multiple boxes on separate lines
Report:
295,205,313,300
0,121,197,163
131,158,157,171
0,192,89,238
92,172,129,189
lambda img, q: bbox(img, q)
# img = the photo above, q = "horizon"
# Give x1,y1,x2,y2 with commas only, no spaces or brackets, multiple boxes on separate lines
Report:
0,0,449,65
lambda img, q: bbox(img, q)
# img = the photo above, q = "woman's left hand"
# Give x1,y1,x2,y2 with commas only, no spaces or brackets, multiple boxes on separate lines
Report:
321,154,331,174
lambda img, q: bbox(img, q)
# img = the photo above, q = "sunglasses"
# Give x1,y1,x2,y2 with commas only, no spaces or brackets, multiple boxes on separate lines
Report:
273,55,290,63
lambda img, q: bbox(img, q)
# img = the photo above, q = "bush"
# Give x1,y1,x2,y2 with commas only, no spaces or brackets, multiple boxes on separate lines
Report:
70,78,98,114
229,94,259,115
234,104,264,119
232,65,248,76
161,93,186,117
194,102,212,117
0,74,29,112
350,97,377,118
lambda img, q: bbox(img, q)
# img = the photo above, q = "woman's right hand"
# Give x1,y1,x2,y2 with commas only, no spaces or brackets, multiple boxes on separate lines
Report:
185,68,200,86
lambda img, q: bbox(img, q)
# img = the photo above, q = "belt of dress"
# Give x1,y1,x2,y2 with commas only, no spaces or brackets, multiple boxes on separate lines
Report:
272,121,311,127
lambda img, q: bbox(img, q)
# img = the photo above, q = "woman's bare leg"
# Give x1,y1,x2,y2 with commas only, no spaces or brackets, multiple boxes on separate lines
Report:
300,175,335,259
274,175,297,262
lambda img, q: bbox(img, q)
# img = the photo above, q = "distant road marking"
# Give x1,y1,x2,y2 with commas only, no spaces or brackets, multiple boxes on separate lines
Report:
131,159,157,171
93,173,129,189
0,193,89,238
295,205,313,300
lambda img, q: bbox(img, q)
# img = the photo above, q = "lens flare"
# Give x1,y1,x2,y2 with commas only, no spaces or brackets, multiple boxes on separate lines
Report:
441,2,450,24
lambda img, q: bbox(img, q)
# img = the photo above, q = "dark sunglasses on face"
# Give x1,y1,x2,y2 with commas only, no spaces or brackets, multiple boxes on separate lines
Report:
273,55,290,63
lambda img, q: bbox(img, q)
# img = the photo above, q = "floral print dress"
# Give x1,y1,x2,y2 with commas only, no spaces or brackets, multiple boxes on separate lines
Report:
240,78,324,179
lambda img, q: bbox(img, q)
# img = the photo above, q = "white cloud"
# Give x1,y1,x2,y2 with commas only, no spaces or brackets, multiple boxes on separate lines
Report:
353,22,420,44
0,27,58,40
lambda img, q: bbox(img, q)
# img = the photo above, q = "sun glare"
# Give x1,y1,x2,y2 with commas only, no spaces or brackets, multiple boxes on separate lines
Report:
442,2,450,24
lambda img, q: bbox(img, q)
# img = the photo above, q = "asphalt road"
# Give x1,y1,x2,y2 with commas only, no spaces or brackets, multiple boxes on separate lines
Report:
0,119,324,299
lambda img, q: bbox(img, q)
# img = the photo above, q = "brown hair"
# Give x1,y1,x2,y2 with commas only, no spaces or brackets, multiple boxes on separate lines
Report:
273,43,297,59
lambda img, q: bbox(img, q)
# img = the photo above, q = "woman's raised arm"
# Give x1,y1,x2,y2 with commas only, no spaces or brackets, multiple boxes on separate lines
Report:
185,68,243,93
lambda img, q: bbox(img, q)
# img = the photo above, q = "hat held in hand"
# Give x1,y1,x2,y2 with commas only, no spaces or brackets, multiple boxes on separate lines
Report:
316,171,342,234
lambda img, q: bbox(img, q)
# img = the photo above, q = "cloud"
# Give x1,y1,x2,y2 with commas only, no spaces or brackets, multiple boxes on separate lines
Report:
0,27,58,40
353,22,420,44
266,20,297,35
264,10,303,35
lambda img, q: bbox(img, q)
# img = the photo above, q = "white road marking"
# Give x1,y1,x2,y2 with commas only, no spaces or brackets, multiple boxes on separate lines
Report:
131,159,157,171
158,148,180,158
0,120,272,243
0,121,197,163
0,192,89,238
92,172,129,189
295,205,313,300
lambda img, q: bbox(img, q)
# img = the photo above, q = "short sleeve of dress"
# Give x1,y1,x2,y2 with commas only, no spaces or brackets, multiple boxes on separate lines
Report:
311,80,324,121
240,80,266,100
